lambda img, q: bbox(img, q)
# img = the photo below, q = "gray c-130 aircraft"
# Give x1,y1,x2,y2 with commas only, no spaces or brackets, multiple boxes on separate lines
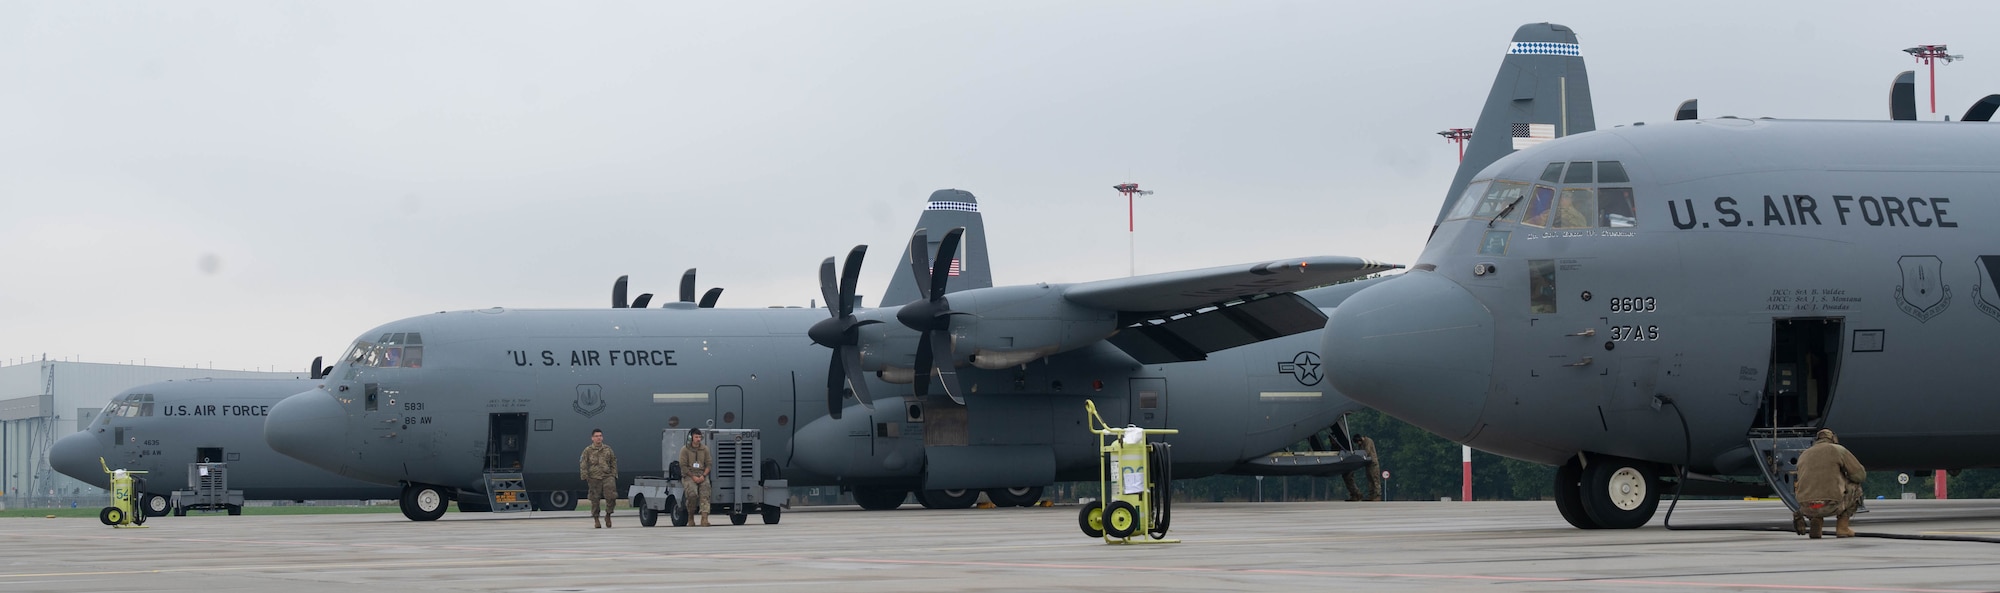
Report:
267,189,1398,521
1325,43,2000,528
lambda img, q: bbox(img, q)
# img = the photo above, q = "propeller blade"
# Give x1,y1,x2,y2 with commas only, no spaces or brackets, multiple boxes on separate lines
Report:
631,293,654,309
698,288,723,308
826,353,847,419
838,245,868,316
929,330,964,405
613,275,630,308
310,356,324,380
908,230,932,299
928,227,965,301
913,332,933,397
818,257,839,316
680,269,697,303
840,344,873,412
1674,99,1697,121
1964,94,2000,122
1891,71,1917,121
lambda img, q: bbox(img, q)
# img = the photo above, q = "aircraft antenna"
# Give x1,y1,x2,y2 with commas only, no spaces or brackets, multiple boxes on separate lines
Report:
1903,44,1965,116
1436,128,1474,161
1112,183,1154,276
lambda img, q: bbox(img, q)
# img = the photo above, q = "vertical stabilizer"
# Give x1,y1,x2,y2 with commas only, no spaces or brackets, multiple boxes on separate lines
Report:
879,189,993,307
1434,23,1595,224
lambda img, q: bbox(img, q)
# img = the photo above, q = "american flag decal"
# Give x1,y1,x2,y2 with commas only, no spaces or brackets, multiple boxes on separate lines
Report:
948,258,961,276
1511,123,1555,149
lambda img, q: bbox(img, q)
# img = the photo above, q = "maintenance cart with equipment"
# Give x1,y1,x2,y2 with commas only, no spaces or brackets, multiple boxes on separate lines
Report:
628,428,787,526
1077,400,1178,544
96,458,147,528
171,462,244,516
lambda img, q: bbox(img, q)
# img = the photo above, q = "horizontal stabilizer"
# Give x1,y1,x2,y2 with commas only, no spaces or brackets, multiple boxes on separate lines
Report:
1064,256,1400,316
1964,94,2000,122
1109,293,1326,363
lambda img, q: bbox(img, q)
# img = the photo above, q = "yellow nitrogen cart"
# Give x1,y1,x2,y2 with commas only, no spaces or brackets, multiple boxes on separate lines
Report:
1078,400,1177,544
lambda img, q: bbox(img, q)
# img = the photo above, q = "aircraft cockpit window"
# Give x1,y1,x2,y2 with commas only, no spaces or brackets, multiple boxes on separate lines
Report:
404,333,422,345
1445,181,1491,220
1555,188,1597,228
382,347,402,368
105,394,154,418
1562,161,1594,184
1597,161,1630,183
1471,181,1531,220
1599,188,1637,227
1523,185,1556,227
403,346,424,368
1539,163,1565,183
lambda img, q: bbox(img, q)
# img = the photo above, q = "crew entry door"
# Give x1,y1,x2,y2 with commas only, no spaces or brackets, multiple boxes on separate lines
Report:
1130,378,1168,428
1755,318,1844,430
486,413,529,472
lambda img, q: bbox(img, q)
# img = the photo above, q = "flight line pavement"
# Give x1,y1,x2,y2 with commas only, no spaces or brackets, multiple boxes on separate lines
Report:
5,499,2000,592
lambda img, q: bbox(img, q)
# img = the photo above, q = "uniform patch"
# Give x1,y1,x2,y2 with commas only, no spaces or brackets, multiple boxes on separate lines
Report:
1894,256,1951,323
574,384,606,418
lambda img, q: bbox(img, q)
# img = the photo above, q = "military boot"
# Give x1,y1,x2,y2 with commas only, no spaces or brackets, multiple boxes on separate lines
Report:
1835,515,1854,538
604,512,612,528
700,513,711,527
1808,516,1824,539
592,512,602,529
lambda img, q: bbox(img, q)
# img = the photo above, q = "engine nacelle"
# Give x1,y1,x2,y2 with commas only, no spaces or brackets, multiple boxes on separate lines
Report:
933,284,1118,369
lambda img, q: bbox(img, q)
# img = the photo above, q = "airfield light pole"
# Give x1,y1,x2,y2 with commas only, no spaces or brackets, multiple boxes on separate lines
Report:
1437,128,1474,161
1902,45,1964,115
1113,183,1153,276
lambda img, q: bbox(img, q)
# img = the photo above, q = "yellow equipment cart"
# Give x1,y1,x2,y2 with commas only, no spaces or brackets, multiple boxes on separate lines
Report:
1078,400,1177,544
98,458,149,528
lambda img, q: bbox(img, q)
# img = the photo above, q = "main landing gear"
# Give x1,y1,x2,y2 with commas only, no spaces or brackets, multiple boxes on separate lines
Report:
1553,455,1662,529
400,483,450,521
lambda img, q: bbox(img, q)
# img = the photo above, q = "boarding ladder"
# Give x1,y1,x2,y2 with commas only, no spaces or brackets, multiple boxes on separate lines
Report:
1746,429,1817,515
482,472,532,512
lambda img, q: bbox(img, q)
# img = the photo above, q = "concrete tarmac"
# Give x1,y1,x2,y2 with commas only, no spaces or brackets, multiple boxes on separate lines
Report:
6,499,2000,592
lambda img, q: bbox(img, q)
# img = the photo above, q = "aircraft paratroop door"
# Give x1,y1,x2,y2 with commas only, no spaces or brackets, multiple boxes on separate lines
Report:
1754,318,1844,431
1130,378,1168,428
713,386,743,429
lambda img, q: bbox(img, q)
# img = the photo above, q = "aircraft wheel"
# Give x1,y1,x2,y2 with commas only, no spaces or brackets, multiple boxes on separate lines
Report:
761,505,781,525
1553,457,1600,529
1103,501,1139,539
1580,456,1660,529
637,497,659,527
851,487,907,510
400,484,449,521
141,493,171,517
919,489,978,510
730,512,748,526
100,506,123,526
1077,500,1105,538
534,490,577,511
986,486,1044,507
669,496,690,526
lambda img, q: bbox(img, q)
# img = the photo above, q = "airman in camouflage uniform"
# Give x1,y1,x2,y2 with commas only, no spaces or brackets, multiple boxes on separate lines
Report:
580,428,619,528
677,428,715,526
1344,435,1382,501
1793,428,1865,538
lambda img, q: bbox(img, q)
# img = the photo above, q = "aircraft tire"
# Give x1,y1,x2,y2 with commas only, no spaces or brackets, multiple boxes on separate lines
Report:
637,497,658,527
100,506,122,526
919,489,978,510
730,512,748,525
141,493,171,517
761,505,781,525
400,484,450,521
1579,456,1660,529
985,486,1043,507
1103,501,1139,539
1552,458,1600,529
1078,500,1105,538
536,490,576,511
851,487,907,510
669,496,690,526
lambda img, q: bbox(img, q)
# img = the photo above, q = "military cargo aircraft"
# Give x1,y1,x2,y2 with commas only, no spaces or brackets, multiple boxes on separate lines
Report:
266,187,1398,520
1324,33,2000,528
47,377,403,516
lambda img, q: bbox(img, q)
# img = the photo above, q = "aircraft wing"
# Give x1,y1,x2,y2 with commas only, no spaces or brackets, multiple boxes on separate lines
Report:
1065,256,1402,364
1063,256,1400,314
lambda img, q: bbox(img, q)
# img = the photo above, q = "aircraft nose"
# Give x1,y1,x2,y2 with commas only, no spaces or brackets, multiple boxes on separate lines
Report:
266,389,349,471
49,430,109,488
1322,272,1495,441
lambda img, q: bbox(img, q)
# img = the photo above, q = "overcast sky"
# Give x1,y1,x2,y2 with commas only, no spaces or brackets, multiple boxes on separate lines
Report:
4,1,1996,373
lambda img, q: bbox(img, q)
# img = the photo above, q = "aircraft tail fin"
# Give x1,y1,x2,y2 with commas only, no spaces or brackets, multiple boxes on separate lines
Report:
1891,71,1918,121
1434,23,1595,225
878,189,992,308
1962,94,2000,122
1675,99,1699,121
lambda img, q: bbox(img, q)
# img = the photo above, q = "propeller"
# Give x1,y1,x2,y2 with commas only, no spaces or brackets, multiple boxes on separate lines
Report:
612,275,630,308
678,269,723,308
1674,99,1697,121
630,293,654,308
895,227,968,404
1963,94,2000,123
699,288,723,308
1891,71,1917,121
806,246,880,419
309,356,325,380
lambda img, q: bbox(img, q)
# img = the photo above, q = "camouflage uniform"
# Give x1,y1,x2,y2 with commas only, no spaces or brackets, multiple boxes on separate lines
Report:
579,441,618,527
1344,435,1382,501
677,434,715,526
1793,428,1865,538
